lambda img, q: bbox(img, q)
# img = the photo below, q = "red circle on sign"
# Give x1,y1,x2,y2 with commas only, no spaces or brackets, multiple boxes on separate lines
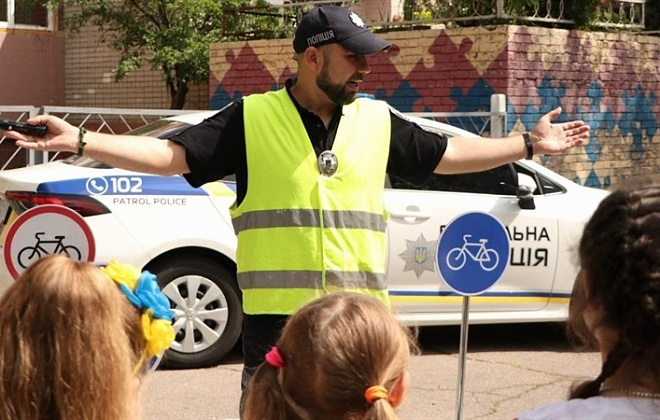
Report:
4,205,96,279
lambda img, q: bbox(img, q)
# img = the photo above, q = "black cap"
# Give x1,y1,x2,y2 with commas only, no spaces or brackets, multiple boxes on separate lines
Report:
293,6,390,55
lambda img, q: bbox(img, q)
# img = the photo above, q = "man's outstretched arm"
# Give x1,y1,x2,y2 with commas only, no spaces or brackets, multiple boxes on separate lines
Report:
2,115,190,175
436,107,590,174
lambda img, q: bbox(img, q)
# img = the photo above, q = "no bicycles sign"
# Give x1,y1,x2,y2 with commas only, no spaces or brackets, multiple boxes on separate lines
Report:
3,205,96,279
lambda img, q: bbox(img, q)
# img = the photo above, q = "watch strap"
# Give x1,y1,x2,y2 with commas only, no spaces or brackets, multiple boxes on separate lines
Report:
523,132,533,160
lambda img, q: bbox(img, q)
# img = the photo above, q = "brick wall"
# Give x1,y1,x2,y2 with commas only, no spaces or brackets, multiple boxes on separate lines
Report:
209,25,660,189
0,30,65,106
57,0,405,111
15,6,654,189
64,23,208,110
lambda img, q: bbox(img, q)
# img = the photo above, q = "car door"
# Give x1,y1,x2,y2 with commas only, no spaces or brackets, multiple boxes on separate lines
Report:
385,163,559,317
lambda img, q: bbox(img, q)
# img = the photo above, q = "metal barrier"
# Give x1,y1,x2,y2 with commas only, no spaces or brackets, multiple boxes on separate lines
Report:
255,1,647,34
406,94,507,139
0,94,507,170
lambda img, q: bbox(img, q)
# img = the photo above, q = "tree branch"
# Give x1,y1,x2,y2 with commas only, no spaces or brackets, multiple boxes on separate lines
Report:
126,0,162,30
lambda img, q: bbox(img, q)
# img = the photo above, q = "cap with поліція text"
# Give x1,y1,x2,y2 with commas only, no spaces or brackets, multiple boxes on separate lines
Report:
293,6,390,55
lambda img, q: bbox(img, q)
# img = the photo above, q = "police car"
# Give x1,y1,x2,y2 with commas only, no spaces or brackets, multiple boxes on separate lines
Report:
0,111,608,369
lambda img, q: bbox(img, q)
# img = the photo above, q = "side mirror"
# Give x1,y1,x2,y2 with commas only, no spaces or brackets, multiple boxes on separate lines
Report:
517,173,537,210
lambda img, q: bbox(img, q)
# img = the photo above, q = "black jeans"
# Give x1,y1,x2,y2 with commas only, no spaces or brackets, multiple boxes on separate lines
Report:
239,313,288,418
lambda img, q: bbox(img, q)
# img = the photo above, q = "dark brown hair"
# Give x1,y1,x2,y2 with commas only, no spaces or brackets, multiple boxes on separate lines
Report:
568,181,660,399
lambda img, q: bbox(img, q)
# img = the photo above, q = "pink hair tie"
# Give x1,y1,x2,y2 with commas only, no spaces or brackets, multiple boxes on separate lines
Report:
265,346,285,368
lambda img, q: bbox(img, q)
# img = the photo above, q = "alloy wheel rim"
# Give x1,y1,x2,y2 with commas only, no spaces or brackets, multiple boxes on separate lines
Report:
161,274,229,354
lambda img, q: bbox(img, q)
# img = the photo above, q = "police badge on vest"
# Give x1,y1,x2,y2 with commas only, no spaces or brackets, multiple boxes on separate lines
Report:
318,150,338,176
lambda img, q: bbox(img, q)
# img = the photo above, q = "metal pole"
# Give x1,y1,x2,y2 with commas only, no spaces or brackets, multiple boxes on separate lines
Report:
490,93,507,138
456,295,470,420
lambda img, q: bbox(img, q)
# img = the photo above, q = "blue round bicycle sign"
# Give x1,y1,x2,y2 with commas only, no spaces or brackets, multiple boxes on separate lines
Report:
436,212,509,295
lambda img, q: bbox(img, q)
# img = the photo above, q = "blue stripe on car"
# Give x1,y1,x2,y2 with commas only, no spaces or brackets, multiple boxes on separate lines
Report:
36,176,208,196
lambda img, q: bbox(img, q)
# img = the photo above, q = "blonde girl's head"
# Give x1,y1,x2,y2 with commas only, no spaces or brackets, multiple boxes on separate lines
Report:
0,255,147,420
245,292,415,420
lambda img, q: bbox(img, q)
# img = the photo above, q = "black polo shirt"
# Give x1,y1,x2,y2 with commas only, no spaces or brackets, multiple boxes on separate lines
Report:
171,80,447,206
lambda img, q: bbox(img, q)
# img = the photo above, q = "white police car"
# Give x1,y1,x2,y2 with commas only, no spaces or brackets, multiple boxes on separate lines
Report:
0,111,608,368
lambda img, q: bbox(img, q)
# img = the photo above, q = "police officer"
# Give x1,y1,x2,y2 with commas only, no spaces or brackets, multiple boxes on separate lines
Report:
3,5,590,416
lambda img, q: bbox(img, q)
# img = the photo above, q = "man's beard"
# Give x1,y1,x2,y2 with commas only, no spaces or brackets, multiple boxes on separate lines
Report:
316,61,357,105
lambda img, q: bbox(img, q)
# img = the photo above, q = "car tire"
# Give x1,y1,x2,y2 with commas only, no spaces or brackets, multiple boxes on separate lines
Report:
149,255,243,369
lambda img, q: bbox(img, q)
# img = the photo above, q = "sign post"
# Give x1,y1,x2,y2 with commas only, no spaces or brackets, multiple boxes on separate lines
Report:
435,212,509,420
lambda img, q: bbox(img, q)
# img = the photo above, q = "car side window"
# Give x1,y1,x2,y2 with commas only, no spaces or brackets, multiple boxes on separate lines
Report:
513,164,563,195
388,164,518,195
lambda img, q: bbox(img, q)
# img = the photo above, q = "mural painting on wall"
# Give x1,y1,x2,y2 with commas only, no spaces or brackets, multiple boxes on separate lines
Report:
210,26,660,189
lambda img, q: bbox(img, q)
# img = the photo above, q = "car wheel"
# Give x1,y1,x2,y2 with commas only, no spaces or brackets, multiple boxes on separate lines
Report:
149,255,242,369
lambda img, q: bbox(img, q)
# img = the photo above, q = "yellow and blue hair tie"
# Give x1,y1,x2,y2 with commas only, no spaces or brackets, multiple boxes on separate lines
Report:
101,260,175,370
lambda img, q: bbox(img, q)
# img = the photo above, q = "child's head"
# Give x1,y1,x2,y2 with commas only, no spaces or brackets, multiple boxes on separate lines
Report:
0,255,174,420
244,292,415,420
568,181,660,398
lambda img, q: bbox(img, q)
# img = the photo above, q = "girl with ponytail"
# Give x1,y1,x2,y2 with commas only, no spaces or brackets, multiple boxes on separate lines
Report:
244,292,416,420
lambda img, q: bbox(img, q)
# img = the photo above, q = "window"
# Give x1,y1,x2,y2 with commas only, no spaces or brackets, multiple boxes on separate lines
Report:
388,164,518,196
0,0,50,29
536,173,564,194
514,163,565,195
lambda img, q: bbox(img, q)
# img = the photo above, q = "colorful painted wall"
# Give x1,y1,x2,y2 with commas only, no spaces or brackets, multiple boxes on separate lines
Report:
209,25,660,189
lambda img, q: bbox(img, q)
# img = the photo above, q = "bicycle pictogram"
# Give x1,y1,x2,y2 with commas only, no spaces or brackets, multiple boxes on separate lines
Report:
446,234,499,272
17,232,82,268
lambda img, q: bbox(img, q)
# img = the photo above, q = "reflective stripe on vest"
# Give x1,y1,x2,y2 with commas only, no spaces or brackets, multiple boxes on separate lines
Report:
232,209,386,232
238,270,387,290
236,89,391,315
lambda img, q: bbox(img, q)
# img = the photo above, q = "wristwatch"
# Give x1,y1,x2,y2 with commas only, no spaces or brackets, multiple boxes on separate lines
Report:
523,132,533,160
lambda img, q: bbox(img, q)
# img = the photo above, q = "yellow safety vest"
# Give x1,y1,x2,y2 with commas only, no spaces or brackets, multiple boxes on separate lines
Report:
233,89,391,315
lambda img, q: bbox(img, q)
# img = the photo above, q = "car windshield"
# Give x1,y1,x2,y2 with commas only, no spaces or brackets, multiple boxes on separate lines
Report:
63,120,194,169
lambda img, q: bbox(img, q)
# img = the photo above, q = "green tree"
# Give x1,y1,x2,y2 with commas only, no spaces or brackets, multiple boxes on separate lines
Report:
47,0,290,109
